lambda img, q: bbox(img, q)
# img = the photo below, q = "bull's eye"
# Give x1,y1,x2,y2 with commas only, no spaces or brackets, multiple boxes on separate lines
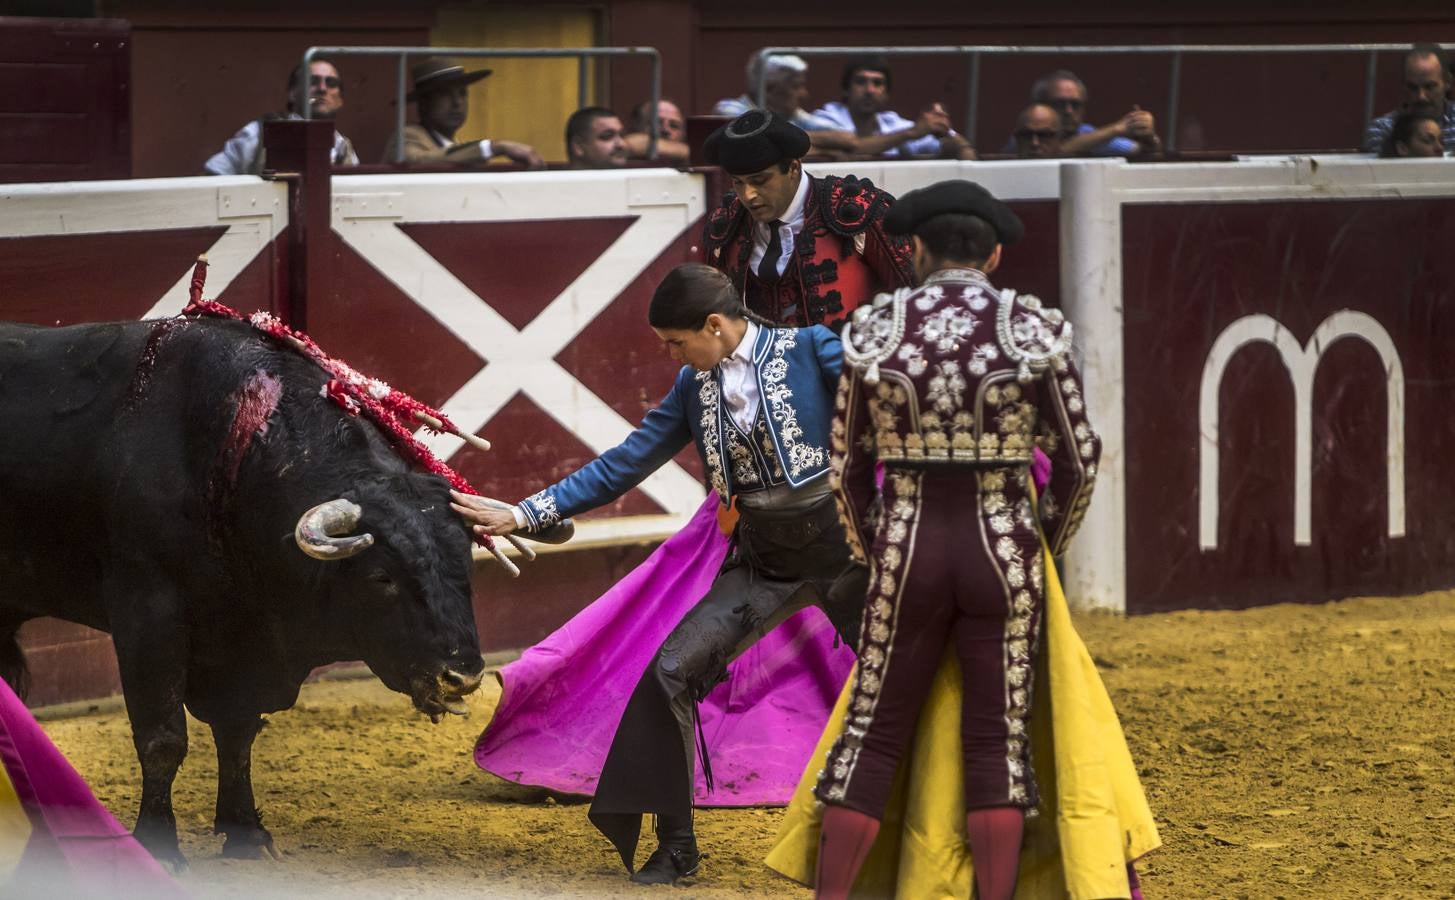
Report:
367,570,399,597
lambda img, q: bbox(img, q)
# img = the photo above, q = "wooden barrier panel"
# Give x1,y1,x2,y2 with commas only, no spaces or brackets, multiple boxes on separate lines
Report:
0,17,131,184
0,161,1064,704
17,156,1453,700
1061,156,1455,613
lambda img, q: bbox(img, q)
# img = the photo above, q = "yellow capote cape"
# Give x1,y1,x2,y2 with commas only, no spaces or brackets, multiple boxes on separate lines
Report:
0,761,33,878
766,541,1160,899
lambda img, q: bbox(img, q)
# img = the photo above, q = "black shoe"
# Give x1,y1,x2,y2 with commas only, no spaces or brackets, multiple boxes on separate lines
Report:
629,843,701,885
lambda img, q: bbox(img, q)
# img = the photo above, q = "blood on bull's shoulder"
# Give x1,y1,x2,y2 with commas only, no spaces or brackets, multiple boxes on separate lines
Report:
0,315,484,866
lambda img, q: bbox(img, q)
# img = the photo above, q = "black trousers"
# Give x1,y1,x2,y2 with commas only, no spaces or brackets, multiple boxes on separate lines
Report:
588,493,859,870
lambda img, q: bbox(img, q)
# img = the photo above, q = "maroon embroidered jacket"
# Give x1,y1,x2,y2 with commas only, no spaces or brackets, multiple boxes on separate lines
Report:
831,267,1100,558
703,174,914,328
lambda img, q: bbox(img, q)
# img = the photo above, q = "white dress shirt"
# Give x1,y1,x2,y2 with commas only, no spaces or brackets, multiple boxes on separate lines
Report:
747,174,809,278
719,320,762,434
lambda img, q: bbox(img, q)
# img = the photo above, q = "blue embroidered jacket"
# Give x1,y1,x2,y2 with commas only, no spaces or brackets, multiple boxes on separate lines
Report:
516,325,843,531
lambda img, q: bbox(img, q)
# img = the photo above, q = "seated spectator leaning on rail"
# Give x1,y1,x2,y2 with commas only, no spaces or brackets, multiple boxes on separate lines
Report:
1380,104,1445,157
385,57,543,168
1012,69,1160,157
1364,44,1455,154
714,53,858,157
1012,103,1064,158
622,98,691,164
812,55,975,159
565,106,628,169
204,59,358,175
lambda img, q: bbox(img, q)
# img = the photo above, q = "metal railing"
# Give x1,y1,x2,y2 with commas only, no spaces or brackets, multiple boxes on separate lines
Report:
754,43,1415,151
300,45,663,162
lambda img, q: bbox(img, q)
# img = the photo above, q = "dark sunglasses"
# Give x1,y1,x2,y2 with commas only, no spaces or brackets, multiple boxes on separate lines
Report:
1016,128,1059,141
1045,98,1083,111
310,75,342,89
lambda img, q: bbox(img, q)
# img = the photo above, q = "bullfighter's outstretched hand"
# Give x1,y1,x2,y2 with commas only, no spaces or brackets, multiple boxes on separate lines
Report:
450,490,519,536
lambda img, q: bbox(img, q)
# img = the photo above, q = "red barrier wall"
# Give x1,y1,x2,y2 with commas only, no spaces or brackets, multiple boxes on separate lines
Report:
1121,198,1455,612
0,16,131,183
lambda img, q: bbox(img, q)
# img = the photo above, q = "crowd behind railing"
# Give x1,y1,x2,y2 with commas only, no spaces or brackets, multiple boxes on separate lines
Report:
202,43,1455,177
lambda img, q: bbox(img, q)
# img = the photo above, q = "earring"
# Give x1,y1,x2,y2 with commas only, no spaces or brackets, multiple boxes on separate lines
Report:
714,329,721,336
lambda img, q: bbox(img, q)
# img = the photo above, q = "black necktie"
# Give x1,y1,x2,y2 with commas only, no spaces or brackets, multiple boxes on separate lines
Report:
757,220,784,282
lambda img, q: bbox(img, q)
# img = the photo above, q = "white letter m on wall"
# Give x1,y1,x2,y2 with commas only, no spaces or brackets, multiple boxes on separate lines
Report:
1198,312,1405,550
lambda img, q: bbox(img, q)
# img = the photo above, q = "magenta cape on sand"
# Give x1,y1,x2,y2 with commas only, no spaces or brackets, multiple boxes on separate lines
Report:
475,495,856,806
0,678,183,896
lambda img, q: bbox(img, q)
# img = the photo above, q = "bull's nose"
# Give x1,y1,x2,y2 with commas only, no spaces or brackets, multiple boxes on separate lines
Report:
439,666,484,694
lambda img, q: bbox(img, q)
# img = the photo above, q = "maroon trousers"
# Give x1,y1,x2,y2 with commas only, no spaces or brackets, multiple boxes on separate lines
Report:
816,465,1045,817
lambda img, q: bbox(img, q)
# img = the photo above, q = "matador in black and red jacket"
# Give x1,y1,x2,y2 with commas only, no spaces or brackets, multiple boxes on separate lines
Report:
702,110,914,328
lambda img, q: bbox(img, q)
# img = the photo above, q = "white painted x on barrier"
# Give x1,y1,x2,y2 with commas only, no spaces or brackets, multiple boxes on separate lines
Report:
332,172,707,522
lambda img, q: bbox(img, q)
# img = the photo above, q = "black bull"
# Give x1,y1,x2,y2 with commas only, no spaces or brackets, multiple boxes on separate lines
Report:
0,316,491,866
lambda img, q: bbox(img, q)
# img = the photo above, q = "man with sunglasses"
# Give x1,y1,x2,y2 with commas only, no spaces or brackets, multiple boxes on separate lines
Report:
204,60,358,175
1011,103,1064,158
1014,69,1159,158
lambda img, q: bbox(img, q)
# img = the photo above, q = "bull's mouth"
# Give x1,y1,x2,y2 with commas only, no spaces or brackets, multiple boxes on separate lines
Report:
408,669,483,724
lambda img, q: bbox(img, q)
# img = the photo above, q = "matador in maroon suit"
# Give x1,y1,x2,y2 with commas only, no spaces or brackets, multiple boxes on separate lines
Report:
702,110,913,328
812,181,1101,900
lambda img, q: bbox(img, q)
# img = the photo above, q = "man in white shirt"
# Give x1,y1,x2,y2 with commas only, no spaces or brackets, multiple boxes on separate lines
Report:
203,60,358,175
385,57,543,169
812,56,976,159
713,53,859,157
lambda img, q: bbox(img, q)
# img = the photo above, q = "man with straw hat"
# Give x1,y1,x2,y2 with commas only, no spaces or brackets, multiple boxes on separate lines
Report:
386,56,543,168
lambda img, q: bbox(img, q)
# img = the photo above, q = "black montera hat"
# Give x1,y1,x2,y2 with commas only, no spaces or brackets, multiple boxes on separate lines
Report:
704,110,812,175
883,179,1025,245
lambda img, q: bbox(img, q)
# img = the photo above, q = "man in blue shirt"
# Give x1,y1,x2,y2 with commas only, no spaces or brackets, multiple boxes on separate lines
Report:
1014,69,1160,158
812,55,976,159
1363,44,1455,154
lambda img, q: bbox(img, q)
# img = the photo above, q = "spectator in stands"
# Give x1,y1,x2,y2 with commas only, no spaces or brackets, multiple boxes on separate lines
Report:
1364,44,1455,154
565,106,628,169
1022,69,1160,157
623,98,690,164
385,57,543,168
811,55,975,159
1012,103,1064,158
629,98,686,143
1380,105,1445,157
204,60,358,175
714,54,858,156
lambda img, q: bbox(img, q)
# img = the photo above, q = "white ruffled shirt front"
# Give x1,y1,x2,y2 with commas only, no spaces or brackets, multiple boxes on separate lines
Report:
718,320,762,434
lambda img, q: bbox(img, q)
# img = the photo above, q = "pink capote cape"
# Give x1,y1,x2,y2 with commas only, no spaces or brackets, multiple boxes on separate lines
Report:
475,495,856,806
0,677,183,896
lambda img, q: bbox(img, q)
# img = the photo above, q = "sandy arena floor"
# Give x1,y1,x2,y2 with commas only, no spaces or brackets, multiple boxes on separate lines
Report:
38,590,1455,899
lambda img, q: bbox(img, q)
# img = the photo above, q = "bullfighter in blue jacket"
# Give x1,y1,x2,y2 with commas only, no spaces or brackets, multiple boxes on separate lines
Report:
453,262,860,885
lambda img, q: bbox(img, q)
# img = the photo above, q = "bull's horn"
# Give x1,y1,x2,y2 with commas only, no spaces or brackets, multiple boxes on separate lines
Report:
295,499,375,560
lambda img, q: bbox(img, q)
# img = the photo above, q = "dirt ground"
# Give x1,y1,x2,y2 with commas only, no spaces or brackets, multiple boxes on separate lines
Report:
37,589,1455,899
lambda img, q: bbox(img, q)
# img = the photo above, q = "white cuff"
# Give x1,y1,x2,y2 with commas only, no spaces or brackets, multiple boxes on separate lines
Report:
511,505,526,529
479,139,493,160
